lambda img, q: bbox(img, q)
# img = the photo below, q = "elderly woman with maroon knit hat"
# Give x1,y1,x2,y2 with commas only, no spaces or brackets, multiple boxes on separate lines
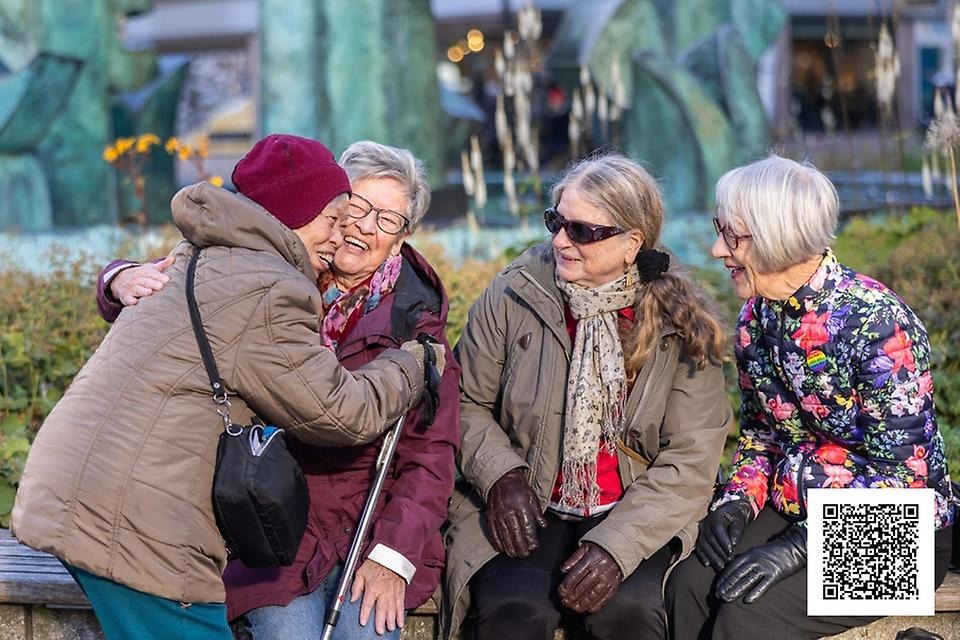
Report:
11,134,443,640
94,140,459,640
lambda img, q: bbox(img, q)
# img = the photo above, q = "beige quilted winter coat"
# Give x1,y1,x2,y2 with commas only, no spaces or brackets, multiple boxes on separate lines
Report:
12,183,423,604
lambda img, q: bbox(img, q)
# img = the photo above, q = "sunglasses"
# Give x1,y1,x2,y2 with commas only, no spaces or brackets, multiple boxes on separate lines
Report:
544,207,623,245
712,217,752,250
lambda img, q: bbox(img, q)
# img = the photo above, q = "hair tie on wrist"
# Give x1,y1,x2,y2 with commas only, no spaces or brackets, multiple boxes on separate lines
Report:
635,249,670,283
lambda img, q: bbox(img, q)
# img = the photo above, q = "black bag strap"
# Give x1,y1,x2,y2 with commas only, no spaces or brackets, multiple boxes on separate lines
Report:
185,246,238,433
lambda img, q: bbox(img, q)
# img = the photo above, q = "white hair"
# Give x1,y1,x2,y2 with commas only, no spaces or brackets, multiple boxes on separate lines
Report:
715,154,838,272
338,141,431,232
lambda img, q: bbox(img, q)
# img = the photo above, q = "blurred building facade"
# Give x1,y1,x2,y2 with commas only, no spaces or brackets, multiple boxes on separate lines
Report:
764,0,956,139
123,0,958,179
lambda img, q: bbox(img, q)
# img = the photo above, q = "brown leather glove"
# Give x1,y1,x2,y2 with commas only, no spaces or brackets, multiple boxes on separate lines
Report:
485,469,546,558
557,543,623,613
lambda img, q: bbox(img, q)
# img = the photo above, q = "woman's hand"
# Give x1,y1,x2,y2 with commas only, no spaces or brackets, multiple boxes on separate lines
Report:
351,558,406,634
557,543,623,613
485,469,546,557
110,256,175,306
715,524,807,604
694,499,754,572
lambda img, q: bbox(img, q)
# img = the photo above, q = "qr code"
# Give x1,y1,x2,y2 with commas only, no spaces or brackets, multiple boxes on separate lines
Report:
807,488,935,616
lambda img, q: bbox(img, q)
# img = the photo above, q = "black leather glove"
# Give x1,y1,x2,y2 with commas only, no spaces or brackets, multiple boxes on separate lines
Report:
415,332,442,425
715,523,807,604
557,543,623,613
694,500,754,572
486,469,546,558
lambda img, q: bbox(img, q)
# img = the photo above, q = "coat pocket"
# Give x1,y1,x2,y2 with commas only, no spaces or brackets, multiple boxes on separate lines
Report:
617,439,652,482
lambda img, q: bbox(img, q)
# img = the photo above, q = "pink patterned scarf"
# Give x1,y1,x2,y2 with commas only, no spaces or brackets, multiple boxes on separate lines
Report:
320,255,403,350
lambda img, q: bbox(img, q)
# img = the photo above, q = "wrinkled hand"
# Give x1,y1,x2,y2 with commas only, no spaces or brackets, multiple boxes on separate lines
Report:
486,469,546,558
557,543,623,613
399,340,446,378
351,559,406,635
715,524,807,604
110,256,175,306
695,500,754,572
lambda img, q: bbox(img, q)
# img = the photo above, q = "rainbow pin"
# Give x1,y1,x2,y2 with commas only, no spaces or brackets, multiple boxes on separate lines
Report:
807,350,827,372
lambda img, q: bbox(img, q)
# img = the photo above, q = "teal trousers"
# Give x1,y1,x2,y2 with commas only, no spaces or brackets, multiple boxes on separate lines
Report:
63,563,232,640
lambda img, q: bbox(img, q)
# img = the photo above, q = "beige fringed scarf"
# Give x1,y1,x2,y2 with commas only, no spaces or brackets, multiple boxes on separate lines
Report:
555,265,639,512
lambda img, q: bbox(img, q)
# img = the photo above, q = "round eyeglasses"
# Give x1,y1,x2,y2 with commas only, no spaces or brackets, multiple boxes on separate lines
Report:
712,217,752,250
544,207,624,245
347,193,410,236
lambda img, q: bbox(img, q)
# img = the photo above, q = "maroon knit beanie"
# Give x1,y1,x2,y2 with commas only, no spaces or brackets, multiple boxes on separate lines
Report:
231,134,351,230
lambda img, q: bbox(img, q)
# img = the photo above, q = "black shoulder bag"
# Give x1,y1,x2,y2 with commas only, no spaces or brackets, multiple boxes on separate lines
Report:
185,246,309,567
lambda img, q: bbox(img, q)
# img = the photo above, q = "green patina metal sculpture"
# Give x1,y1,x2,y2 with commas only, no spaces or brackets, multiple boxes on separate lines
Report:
550,0,785,212
0,53,82,230
0,0,175,229
260,0,442,180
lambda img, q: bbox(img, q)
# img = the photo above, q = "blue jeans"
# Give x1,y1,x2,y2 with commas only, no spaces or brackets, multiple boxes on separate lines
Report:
244,565,402,640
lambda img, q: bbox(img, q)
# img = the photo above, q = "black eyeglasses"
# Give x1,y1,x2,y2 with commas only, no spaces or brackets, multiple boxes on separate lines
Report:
544,207,623,245
712,217,752,250
347,193,410,236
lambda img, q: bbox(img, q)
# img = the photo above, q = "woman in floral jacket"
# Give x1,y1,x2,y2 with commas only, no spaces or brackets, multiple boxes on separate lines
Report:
667,154,954,640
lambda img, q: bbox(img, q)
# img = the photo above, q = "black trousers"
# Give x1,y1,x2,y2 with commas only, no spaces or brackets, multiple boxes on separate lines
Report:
470,510,674,640
666,506,954,640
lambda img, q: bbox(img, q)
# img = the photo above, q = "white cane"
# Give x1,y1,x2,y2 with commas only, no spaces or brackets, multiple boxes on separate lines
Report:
320,414,406,640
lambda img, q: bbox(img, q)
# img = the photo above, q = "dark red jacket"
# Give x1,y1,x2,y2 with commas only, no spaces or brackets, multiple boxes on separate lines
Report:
96,244,460,617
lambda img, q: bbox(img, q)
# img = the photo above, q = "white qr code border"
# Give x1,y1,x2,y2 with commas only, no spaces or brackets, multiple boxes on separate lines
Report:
807,488,935,617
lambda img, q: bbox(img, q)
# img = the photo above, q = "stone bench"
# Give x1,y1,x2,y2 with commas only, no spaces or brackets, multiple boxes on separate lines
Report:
0,529,954,640
824,573,960,639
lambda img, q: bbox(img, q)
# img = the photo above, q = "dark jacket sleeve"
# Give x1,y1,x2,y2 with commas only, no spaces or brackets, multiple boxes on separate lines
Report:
366,313,460,580
96,259,139,322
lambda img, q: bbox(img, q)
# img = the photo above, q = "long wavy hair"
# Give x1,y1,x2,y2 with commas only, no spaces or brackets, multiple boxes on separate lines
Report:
551,153,727,374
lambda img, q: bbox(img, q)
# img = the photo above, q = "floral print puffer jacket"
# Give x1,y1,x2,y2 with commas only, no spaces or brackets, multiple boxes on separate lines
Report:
715,250,954,529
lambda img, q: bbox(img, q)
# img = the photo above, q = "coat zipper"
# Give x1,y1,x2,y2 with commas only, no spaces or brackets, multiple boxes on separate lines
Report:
516,270,570,362
773,299,813,521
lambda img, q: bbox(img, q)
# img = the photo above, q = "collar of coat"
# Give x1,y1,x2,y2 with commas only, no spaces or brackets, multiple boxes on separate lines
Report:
171,181,317,283
757,248,840,317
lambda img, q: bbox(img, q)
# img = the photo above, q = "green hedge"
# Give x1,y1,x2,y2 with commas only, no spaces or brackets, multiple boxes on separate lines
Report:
1,210,957,525
0,257,107,524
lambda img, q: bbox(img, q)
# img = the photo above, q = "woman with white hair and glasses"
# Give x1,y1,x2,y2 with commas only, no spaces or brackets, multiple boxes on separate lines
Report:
442,153,732,639
666,154,955,639
96,141,460,640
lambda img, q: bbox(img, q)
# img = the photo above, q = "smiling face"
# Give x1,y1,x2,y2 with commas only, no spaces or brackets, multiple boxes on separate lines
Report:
292,195,347,274
551,186,643,288
710,211,787,300
332,177,410,288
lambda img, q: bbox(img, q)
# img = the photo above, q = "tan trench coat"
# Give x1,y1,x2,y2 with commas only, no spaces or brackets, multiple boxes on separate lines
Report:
12,183,423,604
441,245,732,637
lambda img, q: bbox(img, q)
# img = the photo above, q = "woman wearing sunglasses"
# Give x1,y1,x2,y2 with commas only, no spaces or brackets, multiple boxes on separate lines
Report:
442,153,732,639
666,155,954,639
95,141,460,640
